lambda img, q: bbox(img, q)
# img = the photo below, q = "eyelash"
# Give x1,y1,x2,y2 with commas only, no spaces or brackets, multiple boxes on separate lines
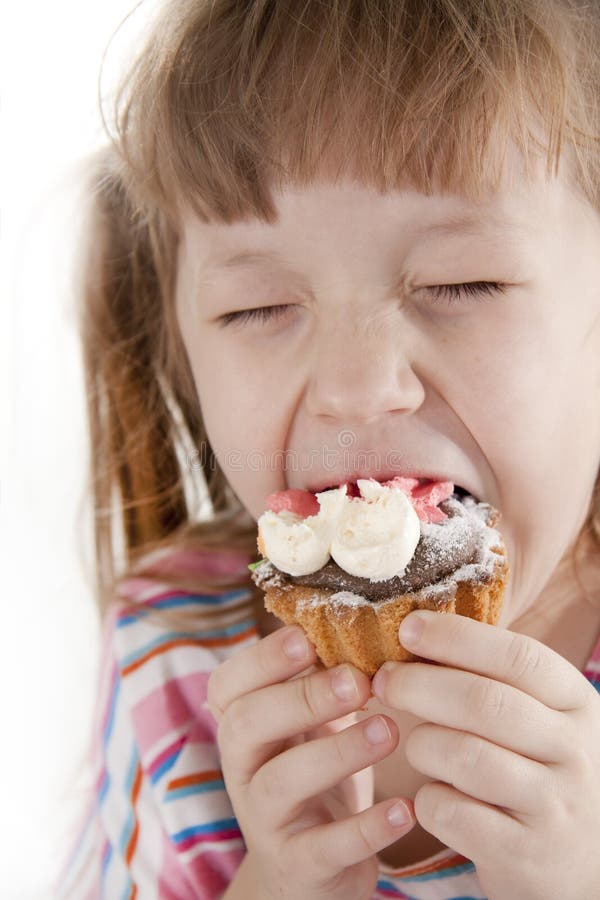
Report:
219,281,507,327
428,280,507,303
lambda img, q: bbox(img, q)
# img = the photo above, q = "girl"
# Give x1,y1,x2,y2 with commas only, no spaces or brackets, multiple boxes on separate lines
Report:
58,0,600,897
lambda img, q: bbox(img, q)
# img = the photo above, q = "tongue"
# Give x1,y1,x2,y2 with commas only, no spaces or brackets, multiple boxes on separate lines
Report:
265,488,321,517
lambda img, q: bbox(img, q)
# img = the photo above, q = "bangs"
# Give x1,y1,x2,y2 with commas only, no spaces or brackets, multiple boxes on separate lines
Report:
109,0,600,227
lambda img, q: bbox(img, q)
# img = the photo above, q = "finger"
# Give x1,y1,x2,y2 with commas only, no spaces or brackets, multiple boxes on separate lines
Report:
219,663,372,785
207,625,317,720
372,660,568,763
397,610,593,711
414,781,522,871
290,796,416,879
254,715,399,831
405,723,551,818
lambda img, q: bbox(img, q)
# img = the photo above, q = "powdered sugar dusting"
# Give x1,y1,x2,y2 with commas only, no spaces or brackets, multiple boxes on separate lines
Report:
296,589,400,612
323,590,370,609
252,562,287,590
420,498,501,571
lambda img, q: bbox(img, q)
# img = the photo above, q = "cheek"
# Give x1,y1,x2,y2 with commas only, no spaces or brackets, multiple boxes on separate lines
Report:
185,334,290,516
452,303,573,478
467,305,599,610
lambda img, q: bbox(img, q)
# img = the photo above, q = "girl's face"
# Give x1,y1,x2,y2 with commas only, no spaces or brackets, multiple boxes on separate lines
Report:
175,158,600,624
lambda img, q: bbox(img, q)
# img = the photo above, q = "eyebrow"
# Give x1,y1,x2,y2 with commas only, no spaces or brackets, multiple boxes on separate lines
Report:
411,212,525,241
207,214,524,271
210,250,286,270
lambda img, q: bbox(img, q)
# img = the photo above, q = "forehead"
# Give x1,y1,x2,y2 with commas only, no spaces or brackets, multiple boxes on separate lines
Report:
176,147,593,272
181,188,527,263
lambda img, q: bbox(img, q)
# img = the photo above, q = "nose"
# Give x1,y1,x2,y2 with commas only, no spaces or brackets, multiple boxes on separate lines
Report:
304,313,425,422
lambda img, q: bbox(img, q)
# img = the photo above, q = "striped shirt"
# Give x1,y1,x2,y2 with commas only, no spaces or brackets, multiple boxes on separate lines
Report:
56,573,600,899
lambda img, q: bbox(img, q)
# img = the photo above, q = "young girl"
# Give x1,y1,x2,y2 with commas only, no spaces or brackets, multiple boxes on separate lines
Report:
57,0,600,897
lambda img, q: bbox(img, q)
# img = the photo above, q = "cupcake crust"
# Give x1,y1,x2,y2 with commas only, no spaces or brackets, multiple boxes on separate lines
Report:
258,549,508,676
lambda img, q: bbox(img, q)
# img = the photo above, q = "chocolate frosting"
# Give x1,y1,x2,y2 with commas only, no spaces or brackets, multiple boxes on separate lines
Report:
253,496,499,603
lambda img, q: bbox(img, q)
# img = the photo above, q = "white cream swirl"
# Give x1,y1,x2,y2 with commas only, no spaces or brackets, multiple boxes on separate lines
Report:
258,480,420,580
329,479,420,581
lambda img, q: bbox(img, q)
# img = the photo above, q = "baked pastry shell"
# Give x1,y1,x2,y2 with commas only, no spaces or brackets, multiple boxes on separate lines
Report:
260,550,509,677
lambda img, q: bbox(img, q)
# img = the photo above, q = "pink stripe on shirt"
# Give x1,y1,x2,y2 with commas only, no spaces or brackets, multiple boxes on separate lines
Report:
130,672,213,754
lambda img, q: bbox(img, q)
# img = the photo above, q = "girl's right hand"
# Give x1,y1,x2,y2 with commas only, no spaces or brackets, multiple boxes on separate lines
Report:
207,625,416,900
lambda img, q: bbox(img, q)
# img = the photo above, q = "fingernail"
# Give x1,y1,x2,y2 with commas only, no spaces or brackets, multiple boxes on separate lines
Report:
399,612,425,648
387,800,412,828
282,628,309,660
331,665,358,702
364,716,391,745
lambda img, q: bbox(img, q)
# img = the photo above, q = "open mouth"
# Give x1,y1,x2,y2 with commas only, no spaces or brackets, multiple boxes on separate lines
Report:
316,480,479,504
453,485,474,501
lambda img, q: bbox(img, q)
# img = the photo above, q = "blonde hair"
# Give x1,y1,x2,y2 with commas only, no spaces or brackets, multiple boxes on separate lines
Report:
79,0,600,621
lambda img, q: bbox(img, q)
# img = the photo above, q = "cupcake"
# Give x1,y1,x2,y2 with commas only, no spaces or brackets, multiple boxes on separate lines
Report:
250,477,509,676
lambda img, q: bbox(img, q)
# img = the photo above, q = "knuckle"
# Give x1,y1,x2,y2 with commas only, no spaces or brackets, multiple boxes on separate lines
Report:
294,673,322,725
329,728,351,770
432,791,459,829
415,782,457,830
542,709,575,764
256,631,278,679
355,812,380,856
469,676,506,720
505,633,543,682
220,697,254,749
253,757,286,809
403,723,427,766
455,731,485,775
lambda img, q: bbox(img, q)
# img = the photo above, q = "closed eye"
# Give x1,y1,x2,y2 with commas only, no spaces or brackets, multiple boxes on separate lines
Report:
218,304,295,328
427,281,508,304
218,281,507,327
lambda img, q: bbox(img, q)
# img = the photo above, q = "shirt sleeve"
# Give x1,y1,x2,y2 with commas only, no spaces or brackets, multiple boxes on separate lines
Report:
56,587,259,899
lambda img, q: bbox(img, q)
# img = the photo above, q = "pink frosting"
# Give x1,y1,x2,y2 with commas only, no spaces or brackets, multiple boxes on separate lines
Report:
383,477,454,523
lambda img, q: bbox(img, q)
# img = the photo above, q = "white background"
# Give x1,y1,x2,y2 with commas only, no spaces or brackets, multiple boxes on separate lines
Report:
2,2,160,896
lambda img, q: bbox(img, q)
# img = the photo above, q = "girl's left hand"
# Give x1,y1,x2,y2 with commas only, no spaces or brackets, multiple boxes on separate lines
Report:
371,609,600,900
